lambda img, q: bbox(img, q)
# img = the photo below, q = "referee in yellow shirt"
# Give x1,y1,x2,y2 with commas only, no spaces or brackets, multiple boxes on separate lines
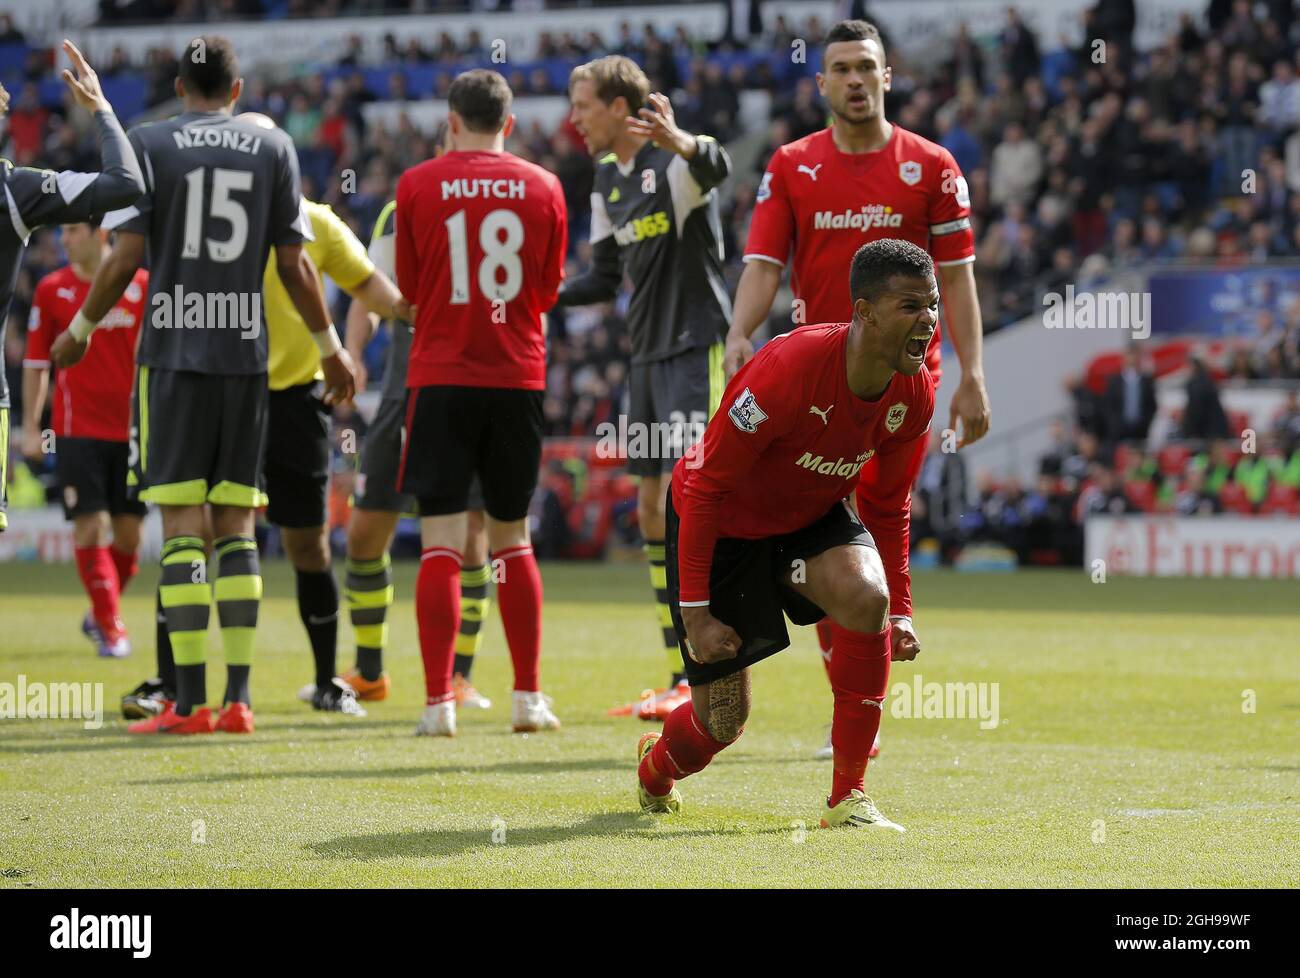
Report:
243,117,411,715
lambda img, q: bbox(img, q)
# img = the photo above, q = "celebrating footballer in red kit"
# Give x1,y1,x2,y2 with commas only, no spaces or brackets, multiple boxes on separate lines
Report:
726,18,991,759
394,69,569,738
638,239,937,830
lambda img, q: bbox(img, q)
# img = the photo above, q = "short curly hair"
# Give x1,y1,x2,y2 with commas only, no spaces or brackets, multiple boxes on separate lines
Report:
849,239,935,304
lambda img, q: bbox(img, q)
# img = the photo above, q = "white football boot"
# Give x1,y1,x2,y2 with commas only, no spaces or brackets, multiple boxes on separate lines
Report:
415,700,457,737
512,690,561,732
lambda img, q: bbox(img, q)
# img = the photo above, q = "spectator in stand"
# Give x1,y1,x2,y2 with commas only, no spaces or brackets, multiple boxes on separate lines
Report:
916,435,968,556
1062,430,1103,488
1000,7,1041,85
1182,356,1231,441
1078,463,1134,517
1174,467,1223,516
1273,389,1300,454
990,122,1043,208
0,12,25,43
1260,57,1300,139
1104,345,1158,444
1226,347,1258,381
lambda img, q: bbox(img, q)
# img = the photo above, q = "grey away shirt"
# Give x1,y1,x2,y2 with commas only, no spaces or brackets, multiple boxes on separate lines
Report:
106,110,309,376
555,136,733,364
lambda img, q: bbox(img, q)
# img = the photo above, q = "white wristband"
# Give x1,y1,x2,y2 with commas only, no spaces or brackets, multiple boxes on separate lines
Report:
311,325,342,359
68,309,98,343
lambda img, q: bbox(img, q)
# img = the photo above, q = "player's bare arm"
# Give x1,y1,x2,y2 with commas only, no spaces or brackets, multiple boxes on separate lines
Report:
343,298,379,394
938,261,990,446
276,243,357,405
20,364,49,462
50,232,146,367
344,268,413,325
724,259,783,378
679,604,741,664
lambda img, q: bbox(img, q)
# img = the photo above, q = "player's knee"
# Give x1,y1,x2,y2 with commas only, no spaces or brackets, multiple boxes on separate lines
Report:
284,529,330,572
73,513,110,548
832,579,890,635
485,517,528,554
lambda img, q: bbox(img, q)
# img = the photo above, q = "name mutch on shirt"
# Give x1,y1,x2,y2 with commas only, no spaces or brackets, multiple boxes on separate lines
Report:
441,178,527,200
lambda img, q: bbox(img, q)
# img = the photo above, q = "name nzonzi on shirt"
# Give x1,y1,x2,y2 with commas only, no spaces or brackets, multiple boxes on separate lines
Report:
171,127,264,154
440,178,527,200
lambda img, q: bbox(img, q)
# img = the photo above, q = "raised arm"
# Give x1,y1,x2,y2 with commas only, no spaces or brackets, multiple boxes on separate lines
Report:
6,41,143,235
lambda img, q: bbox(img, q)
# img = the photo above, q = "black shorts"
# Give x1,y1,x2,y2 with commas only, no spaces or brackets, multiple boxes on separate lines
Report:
263,381,330,528
627,343,723,477
356,396,484,514
665,488,876,686
131,367,269,508
399,386,542,521
56,437,147,519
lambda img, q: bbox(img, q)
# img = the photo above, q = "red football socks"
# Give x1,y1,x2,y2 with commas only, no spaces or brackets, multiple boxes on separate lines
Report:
494,544,542,692
75,545,122,639
416,546,461,704
639,700,737,797
109,545,139,594
828,623,892,806
815,617,834,679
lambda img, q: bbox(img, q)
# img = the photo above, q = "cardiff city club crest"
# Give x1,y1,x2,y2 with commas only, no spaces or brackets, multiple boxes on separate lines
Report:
729,388,769,433
899,161,922,186
885,402,908,433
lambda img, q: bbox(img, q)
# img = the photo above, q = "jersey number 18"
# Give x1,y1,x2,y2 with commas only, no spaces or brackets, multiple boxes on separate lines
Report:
445,208,524,305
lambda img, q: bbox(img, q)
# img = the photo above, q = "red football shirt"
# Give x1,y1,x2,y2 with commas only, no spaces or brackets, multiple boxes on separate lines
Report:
744,125,974,377
395,149,568,391
671,323,934,617
24,266,147,442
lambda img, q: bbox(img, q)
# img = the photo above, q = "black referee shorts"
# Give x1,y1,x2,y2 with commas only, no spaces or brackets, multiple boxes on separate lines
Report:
399,385,543,522
263,381,331,529
665,487,877,686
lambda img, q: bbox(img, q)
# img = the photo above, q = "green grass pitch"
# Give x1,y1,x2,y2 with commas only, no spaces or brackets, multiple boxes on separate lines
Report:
1,560,1296,888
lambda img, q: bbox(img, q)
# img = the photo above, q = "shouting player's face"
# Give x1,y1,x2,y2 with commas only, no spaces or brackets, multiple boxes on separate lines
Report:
858,273,939,377
569,79,624,156
818,38,891,126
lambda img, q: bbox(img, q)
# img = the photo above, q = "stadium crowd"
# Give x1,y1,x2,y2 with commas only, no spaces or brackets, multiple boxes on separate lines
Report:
936,351,1300,567
4,0,1300,560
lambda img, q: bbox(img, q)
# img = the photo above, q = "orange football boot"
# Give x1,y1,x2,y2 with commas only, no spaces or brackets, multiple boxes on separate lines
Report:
340,668,390,701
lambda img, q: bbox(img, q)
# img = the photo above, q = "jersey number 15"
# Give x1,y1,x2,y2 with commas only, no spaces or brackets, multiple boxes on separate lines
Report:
181,167,253,263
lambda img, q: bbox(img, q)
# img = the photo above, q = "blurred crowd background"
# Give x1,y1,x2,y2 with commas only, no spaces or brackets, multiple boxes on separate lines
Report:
3,0,1299,562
